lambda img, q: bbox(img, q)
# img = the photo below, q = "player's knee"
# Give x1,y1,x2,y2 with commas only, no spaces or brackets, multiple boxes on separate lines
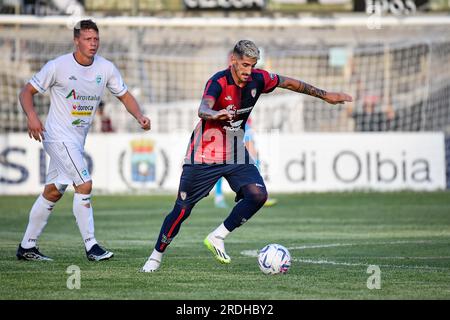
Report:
43,184,65,202
247,189,268,207
74,180,92,194
54,183,68,196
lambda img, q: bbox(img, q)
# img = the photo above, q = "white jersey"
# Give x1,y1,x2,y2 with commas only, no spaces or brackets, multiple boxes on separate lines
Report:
30,53,127,147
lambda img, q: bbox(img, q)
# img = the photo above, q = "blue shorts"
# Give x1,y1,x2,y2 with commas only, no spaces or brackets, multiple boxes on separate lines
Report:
176,164,265,206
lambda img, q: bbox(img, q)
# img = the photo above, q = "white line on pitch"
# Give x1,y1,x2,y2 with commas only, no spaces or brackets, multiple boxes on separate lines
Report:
240,240,450,271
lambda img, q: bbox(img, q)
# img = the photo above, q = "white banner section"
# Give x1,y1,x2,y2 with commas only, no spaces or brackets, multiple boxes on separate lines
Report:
0,133,446,194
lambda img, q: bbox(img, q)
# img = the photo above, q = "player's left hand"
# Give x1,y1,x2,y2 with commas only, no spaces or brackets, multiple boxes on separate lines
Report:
138,116,151,131
323,92,353,105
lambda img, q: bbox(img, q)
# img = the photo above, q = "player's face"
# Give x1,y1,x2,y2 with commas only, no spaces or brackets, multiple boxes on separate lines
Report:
231,54,257,83
74,29,99,61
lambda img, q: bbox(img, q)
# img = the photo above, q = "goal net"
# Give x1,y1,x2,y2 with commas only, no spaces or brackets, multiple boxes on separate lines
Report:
0,16,449,134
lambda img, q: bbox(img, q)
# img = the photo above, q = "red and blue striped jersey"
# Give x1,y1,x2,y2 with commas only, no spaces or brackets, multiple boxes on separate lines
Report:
185,67,279,164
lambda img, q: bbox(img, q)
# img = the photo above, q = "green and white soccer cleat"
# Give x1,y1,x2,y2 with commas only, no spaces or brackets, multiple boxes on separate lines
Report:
203,234,231,264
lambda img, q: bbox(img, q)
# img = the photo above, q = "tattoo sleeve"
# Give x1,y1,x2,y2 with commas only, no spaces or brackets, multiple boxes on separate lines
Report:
198,97,216,120
278,75,327,99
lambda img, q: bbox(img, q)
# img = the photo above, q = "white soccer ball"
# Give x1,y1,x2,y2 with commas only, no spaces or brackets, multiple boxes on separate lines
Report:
257,243,291,275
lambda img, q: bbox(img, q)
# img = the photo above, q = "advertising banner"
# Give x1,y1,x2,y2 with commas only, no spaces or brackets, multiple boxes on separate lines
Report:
0,133,445,194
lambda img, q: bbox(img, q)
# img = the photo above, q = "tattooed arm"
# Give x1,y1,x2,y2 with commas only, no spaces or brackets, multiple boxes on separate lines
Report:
198,97,234,121
278,75,352,105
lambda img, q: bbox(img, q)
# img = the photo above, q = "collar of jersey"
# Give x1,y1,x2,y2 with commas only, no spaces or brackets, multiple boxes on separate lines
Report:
72,53,95,67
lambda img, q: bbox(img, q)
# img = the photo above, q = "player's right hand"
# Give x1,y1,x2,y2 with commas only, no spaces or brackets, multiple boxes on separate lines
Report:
213,109,234,121
138,116,151,131
27,115,45,142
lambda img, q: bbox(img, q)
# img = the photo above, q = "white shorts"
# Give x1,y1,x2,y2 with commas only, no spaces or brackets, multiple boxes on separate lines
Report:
43,141,91,187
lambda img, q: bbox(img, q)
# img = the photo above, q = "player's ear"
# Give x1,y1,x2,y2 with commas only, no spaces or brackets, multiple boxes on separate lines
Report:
230,53,238,65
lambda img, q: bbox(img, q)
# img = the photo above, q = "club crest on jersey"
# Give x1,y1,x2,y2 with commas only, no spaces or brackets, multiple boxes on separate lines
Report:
96,75,102,84
251,88,257,98
225,95,232,101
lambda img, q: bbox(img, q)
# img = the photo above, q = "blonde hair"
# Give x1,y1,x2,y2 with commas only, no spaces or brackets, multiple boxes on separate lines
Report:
233,40,260,60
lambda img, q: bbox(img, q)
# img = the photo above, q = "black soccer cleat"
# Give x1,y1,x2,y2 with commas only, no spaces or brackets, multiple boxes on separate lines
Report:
86,244,114,261
16,244,53,261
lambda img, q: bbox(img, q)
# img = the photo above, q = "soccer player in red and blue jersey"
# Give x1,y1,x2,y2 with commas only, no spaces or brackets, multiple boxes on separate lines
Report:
142,40,352,272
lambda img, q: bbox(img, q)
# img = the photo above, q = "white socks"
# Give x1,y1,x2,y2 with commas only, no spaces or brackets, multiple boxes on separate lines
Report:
150,249,163,262
21,194,55,249
73,193,97,251
21,193,98,251
211,223,230,240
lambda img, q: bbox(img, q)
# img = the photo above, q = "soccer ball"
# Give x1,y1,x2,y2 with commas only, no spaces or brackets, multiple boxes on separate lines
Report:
257,243,291,275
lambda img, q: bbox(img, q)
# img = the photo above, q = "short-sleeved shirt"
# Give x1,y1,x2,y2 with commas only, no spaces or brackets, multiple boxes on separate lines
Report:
30,53,127,148
185,67,279,164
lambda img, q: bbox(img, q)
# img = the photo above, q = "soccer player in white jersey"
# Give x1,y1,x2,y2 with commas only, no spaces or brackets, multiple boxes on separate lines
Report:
16,20,151,261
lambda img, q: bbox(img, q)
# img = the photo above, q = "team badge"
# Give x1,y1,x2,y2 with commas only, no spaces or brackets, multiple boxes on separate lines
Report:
180,191,187,201
251,88,257,98
96,75,102,84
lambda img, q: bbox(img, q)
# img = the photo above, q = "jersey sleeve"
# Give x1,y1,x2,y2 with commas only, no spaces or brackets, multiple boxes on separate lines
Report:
29,60,56,93
107,63,128,97
202,79,222,101
260,69,280,94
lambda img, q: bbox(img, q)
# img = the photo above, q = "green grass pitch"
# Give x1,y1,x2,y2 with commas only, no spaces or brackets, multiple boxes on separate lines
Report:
1,192,449,300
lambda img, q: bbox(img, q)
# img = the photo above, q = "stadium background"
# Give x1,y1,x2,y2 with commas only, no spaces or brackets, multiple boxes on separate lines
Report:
0,0,449,194
0,0,449,301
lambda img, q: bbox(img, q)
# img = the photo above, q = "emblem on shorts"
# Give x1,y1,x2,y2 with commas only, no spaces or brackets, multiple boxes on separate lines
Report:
180,191,187,200
251,88,257,98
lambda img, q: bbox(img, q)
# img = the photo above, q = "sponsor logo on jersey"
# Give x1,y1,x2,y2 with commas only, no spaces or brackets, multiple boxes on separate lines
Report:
226,104,235,110
236,106,254,114
71,103,94,116
69,75,77,80
223,119,243,132
71,119,89,127
66,89,100,101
